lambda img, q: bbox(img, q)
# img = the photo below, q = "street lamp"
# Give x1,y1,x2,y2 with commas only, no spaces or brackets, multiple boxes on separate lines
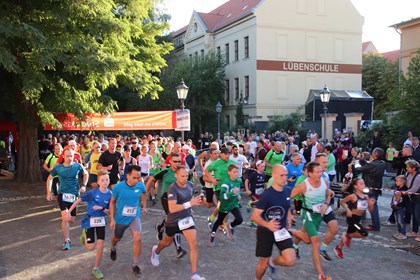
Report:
319,84,331,142
215,101,222,143
176,79,189,143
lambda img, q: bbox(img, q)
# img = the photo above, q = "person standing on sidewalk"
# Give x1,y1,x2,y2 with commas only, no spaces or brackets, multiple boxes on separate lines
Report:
150,166,206,280
46,148,88,250
109,165,147,278
251,164,296,280
66,170,112,279
405,160,420,241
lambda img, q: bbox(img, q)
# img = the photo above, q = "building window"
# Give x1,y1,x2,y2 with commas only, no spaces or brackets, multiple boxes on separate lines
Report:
244,76,249,100
226,115,230,129
244,36,249,58
194,51,198,58
234,40,239,61
217,46,221,57
234,78,239,100
225,43,229,64
201,49,204,58
225,80,230,103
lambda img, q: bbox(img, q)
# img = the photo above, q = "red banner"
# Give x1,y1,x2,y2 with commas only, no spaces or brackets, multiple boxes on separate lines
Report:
44,111,177,131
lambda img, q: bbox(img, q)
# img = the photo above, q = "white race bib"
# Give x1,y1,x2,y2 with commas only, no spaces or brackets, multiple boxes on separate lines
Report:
255,188,264,195
178,216,195,230
312,203,324,213
357,200,368,211
90,216,106,227
274,228,291,242
122,206,137,217
62,193,76,203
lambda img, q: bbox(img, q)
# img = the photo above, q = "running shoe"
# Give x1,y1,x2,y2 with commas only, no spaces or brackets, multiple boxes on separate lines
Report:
132,265,142,278
366,225,379,231
406,232,419,237
382,221,395,226
155,224,164,241
415,236,420,242
248,220,257,227
110,247,117,261
334,246,343,259
319,273,332,280
268,259,277,278
225,223,234,240
319,250,332,261
177,247,187,258
294,247,300,260
92,268,104,279
191,273,206,280
247,200,253,213
79,229,86,246
151,245,160,266
207,217,213,232
208,232,216,247
62,240,71,250
393,233,407,240
343,233,351,248
152,197,157,206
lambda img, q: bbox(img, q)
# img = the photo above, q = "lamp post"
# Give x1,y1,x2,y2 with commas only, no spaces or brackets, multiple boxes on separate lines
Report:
319,84,331,142
215,101,222,143
176,79,189,143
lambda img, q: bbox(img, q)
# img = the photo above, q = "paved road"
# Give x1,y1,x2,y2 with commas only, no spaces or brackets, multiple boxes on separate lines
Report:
0,186,419,280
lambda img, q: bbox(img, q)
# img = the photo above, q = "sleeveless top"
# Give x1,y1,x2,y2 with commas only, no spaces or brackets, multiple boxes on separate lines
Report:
302,178,328,209
351,193,368,211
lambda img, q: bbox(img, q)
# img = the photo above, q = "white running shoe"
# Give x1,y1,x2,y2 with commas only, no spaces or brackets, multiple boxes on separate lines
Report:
150,245,160,266
191,273,206,280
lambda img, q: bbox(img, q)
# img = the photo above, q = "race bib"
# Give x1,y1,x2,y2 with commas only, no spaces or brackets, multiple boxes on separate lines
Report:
90,216,106,227
122,206,137,217
274,228,291,242
178,216,195,230
312,202,324,213
357,200,368,211
62,193,76,203
255,188,264,195
204,142,209,146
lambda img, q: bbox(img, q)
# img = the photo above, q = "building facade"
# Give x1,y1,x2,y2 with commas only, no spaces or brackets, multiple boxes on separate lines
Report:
391,17,420,73
172,0,364,128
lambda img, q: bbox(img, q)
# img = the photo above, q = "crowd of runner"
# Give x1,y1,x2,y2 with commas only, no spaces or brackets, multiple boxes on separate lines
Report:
40,129,420,280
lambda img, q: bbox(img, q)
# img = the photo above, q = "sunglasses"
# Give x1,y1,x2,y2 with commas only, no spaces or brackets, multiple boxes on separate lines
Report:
131,142,138,144
172,160,181,163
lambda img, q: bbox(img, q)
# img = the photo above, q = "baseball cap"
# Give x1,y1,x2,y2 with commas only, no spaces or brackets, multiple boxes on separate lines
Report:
181,144,190,150
220,147,231,154
256,160,264,166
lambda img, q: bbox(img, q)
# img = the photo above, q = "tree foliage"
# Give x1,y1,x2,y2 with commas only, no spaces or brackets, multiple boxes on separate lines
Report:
266,113,303,134
362,53,399,119
0,0,173,182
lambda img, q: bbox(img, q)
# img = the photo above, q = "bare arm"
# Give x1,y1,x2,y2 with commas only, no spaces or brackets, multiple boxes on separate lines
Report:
251,208,280,232
109,197,116,230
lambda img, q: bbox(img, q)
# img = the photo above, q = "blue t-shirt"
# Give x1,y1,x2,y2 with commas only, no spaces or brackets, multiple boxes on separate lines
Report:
51,163,85,195
322,172,331,187
256,186,291,232
286,163,303,188
80,188,112,229
112,180,146,225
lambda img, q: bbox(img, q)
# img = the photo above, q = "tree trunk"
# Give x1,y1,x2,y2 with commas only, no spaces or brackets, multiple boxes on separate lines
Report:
15,100,41,183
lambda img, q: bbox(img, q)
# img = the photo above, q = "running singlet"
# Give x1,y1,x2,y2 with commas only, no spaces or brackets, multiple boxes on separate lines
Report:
302,178,328,211
112,180,146,225
80,188,112,229
256,187,291,232
352,194,368,211
51,163,85,195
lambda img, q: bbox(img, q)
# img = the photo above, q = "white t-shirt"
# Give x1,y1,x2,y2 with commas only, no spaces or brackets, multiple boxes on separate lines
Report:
247,141,258,156
137,154,151,174
204,159,215,189
229,154,249,177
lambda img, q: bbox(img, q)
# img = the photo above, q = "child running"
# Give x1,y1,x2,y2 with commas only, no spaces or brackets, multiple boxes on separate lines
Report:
334,178,374,259
209,164,243,245
67,170,112,279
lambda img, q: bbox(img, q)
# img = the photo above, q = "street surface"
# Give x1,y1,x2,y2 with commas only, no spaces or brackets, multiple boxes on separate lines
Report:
0,180,419,280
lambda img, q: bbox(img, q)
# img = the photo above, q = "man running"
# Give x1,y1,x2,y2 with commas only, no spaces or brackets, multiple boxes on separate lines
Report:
109,165,147,278
97,138,124,189
252,165,296,280
290,162,333,280
46,148,88,250
150,166,206,280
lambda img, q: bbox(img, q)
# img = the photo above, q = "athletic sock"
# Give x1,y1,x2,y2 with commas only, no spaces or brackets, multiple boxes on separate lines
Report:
320,242,328,252
209,214,215,222
293,244,299,249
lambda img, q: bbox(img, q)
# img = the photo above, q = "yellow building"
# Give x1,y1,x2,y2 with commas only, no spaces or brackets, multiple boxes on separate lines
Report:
172,0,364,128
391,17,420,73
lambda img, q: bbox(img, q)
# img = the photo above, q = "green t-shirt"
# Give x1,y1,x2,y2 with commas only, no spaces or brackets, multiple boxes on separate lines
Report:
153,168,176,194
386,147,396,161
219,177,242,212
294,175,306,201
206,158,236,191
264,149,284,175
327,153,336,172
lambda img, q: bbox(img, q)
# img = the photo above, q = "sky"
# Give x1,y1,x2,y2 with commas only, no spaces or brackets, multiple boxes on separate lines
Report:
162,0,420,53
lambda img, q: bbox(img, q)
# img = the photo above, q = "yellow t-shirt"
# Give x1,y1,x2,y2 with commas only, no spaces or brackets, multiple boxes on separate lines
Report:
89,152,101,175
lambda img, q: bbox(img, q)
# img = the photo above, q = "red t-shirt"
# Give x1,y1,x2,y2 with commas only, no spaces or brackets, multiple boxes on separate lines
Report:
164,152,186,167
56,152,82,164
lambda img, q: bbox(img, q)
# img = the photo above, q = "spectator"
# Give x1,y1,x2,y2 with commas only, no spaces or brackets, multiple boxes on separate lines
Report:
405,160,420,241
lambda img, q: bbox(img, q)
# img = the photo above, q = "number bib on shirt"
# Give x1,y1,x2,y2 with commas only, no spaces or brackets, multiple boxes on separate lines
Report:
90,216,106,227
312,203,324,213
62,193,76,203
178,216,195,230
357,200,368,211
122,206,137,217
255,188,264,195
274,228,291,242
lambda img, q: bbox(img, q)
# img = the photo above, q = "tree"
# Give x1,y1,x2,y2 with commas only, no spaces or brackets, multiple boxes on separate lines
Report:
0,0,172,183
266,113,303,133
362,53,399,119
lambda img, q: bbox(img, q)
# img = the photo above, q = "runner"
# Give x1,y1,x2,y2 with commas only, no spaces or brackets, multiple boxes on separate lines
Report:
109,165,147,278
46,148,88,250
244,160,266,225
66,170,112,279
85,141,102,189
209,164,243,245
202,148,220,209
97,138,124,189
43,143,62,198
334,178,374,259
251,165,296,280
290,161,333,280
150,166,206,280
146,153,188,258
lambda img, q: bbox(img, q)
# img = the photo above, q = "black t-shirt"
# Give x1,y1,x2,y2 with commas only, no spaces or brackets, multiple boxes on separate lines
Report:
256,186,291,232
99,150,123,183
202,137,211,150
248,171,266,193
131,146,141,159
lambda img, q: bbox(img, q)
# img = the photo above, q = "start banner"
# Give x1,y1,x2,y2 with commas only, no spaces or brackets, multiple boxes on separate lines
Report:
44,111,178,131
